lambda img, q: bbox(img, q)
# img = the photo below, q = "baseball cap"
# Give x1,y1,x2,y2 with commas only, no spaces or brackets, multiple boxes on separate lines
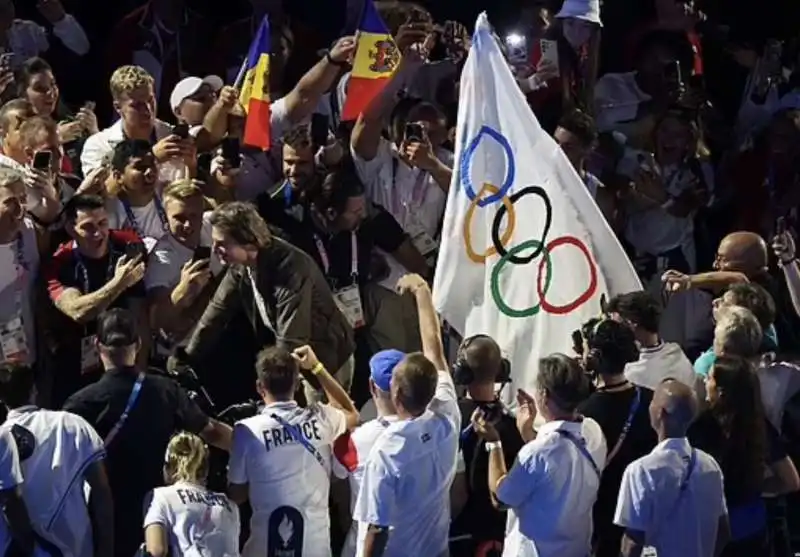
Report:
96,308,139,347
369,349,406,392
170,75,224,112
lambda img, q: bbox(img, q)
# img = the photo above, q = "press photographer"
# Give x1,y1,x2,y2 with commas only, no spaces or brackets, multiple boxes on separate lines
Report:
450,334,523,557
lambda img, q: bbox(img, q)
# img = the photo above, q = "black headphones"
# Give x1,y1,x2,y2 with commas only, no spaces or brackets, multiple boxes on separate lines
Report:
452,334,512,386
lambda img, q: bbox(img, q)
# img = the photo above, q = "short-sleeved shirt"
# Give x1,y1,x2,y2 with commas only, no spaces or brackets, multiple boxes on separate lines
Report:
43,230,146,406
0,426,23,556
353,371,460,557
144,482,240,557
497,418,607,557
0,217,39,366
578,386,657,547
106,197,169,252
4,407,105,557
63,368,210,556
624,342,697,392
228,401,347,557
614,438,727,557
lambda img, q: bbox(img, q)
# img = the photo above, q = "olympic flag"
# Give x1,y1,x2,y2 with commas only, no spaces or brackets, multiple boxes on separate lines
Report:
432,13,642,398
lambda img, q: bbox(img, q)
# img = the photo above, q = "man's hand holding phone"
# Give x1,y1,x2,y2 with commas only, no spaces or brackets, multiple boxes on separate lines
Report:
178,258,212,296
153,135,185,162
113,253,146,290
76,102,99,135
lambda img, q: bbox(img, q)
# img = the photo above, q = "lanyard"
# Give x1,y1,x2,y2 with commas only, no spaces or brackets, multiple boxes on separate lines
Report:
679,449,697,491
605,387,641,465
73,244,116,294
312,232,358,280
556,428,600,478
283,181,293,208
104,372,145,447
121,196,169,238
270,412,327,469
391,158,428,222
10,231,27,318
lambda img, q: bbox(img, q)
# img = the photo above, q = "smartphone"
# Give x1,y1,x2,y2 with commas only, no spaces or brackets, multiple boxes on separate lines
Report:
777,216,787,235
310,113,329,150
505,33,528,66
404,122,425,143
32,150,52,171
539,39,560,75
0,53,13,70
664,60,684,89
220,137,241,168
124,242,147,261
173,122,190,140
192,246,212,263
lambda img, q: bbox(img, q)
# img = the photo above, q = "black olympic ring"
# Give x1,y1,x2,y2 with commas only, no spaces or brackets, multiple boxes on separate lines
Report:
490,185,553,265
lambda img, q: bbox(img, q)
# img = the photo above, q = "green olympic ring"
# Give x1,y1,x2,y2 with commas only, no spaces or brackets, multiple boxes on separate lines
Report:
490,239,553,318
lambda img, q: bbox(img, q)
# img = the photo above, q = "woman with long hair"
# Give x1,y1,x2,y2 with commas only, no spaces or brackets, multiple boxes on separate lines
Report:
689,356,799,556
143,432,240,557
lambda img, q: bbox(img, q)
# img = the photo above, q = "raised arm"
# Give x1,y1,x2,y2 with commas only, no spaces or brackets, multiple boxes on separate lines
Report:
396,274,447,371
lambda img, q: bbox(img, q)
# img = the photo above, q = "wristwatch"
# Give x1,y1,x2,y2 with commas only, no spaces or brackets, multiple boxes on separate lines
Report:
485,441,503,452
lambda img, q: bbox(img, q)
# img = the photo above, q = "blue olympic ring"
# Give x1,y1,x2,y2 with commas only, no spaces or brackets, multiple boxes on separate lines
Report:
460,125,516,207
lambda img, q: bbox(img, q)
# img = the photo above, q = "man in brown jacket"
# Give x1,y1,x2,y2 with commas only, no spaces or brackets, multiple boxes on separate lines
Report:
181,201,355,401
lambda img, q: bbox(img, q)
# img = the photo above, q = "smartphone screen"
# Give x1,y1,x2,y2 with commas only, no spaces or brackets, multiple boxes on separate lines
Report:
192,246,212,263
404,123,425,143
505,33,528,66
173,122,190,139
310,114,329,150
32,150,52,171
220,137,241,168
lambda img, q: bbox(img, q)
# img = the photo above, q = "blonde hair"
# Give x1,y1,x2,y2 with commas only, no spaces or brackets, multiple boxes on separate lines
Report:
163,179,205,203
109,65,154,100
164,432,209,484
713,306,762,359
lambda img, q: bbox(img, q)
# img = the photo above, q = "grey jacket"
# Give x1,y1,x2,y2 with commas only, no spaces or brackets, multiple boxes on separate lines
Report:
185,237,355,374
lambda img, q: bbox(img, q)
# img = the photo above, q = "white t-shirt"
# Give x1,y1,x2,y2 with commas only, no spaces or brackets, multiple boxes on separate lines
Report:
0,217,39,366
80,119,174,176
624,342,697,392
144,481,240,557
0,426,22,555
107,196,168,252
145,212,222,291
615,438,727,557
593,72,652,134
332,415,398,557
3,406,105,557
352,138,452,289
497,418,607,557
228,401,348,557
353,371,459,557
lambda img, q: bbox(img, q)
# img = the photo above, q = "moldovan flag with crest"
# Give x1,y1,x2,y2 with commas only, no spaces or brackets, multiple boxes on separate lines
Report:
239,16,272,150
433,13,642,400
340,1,400,121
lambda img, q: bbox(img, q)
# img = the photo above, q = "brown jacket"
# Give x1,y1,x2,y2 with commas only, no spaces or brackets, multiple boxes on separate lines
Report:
185,237,354,374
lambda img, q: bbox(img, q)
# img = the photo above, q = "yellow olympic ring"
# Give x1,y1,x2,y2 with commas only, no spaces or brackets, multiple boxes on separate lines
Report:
463,183,516,264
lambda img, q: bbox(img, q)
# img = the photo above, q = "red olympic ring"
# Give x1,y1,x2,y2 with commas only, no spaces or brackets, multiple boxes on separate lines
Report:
535,235,598,315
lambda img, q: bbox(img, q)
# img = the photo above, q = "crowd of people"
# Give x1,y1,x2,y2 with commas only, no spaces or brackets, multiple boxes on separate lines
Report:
0,0,799,556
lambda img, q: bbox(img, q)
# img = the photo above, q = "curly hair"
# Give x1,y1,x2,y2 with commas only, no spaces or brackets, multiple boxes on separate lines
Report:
586,319,640,376
109,65,154,100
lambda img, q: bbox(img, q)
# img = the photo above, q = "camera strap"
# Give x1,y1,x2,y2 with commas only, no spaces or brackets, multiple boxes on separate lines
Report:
104,372,145,447
605,386,641,465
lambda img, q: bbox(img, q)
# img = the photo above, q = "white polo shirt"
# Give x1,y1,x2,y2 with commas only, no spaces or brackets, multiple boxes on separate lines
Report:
624,342,697,392
332,414,399,557
352,138,452,289
353,371,459,557
228,401,347,557
0,426,22,555
615,438,727,557
144,481,240,557
496,418,607,557
0,217,39,366
3,406,105,557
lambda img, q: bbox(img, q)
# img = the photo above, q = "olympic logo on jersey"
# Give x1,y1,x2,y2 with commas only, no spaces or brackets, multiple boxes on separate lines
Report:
460,125,598,318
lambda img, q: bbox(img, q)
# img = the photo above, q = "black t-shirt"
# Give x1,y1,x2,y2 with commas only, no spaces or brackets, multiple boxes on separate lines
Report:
577,385,657,542
688,411,786,506
261,192,407,289
63,368,210,556
43,230,146,407
451,398,525,542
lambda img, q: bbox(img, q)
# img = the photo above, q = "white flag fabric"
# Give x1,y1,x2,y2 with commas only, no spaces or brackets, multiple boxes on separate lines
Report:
433,13,642,398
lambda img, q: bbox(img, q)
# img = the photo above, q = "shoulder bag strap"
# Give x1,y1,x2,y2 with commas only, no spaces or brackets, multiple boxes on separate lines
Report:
270,413,327,469
605,387,642,465
104,372,146,447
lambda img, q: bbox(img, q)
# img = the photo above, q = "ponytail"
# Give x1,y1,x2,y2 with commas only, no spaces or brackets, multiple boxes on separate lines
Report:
164,432,209,485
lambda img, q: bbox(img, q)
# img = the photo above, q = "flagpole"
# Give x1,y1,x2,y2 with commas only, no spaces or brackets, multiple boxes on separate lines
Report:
233,57,248,89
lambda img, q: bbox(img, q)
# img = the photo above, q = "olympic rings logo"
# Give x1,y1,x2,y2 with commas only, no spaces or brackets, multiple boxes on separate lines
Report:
460,125,599,318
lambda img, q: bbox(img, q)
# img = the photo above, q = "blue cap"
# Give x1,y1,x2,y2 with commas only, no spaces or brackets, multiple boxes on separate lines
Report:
369,349,406,392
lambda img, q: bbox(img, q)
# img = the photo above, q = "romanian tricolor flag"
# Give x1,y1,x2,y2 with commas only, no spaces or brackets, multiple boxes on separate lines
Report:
239,17,272,150
340,1,401,121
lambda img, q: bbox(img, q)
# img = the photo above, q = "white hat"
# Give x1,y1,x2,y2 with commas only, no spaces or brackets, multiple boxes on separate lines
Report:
556,0,602,26
170,75,224,112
